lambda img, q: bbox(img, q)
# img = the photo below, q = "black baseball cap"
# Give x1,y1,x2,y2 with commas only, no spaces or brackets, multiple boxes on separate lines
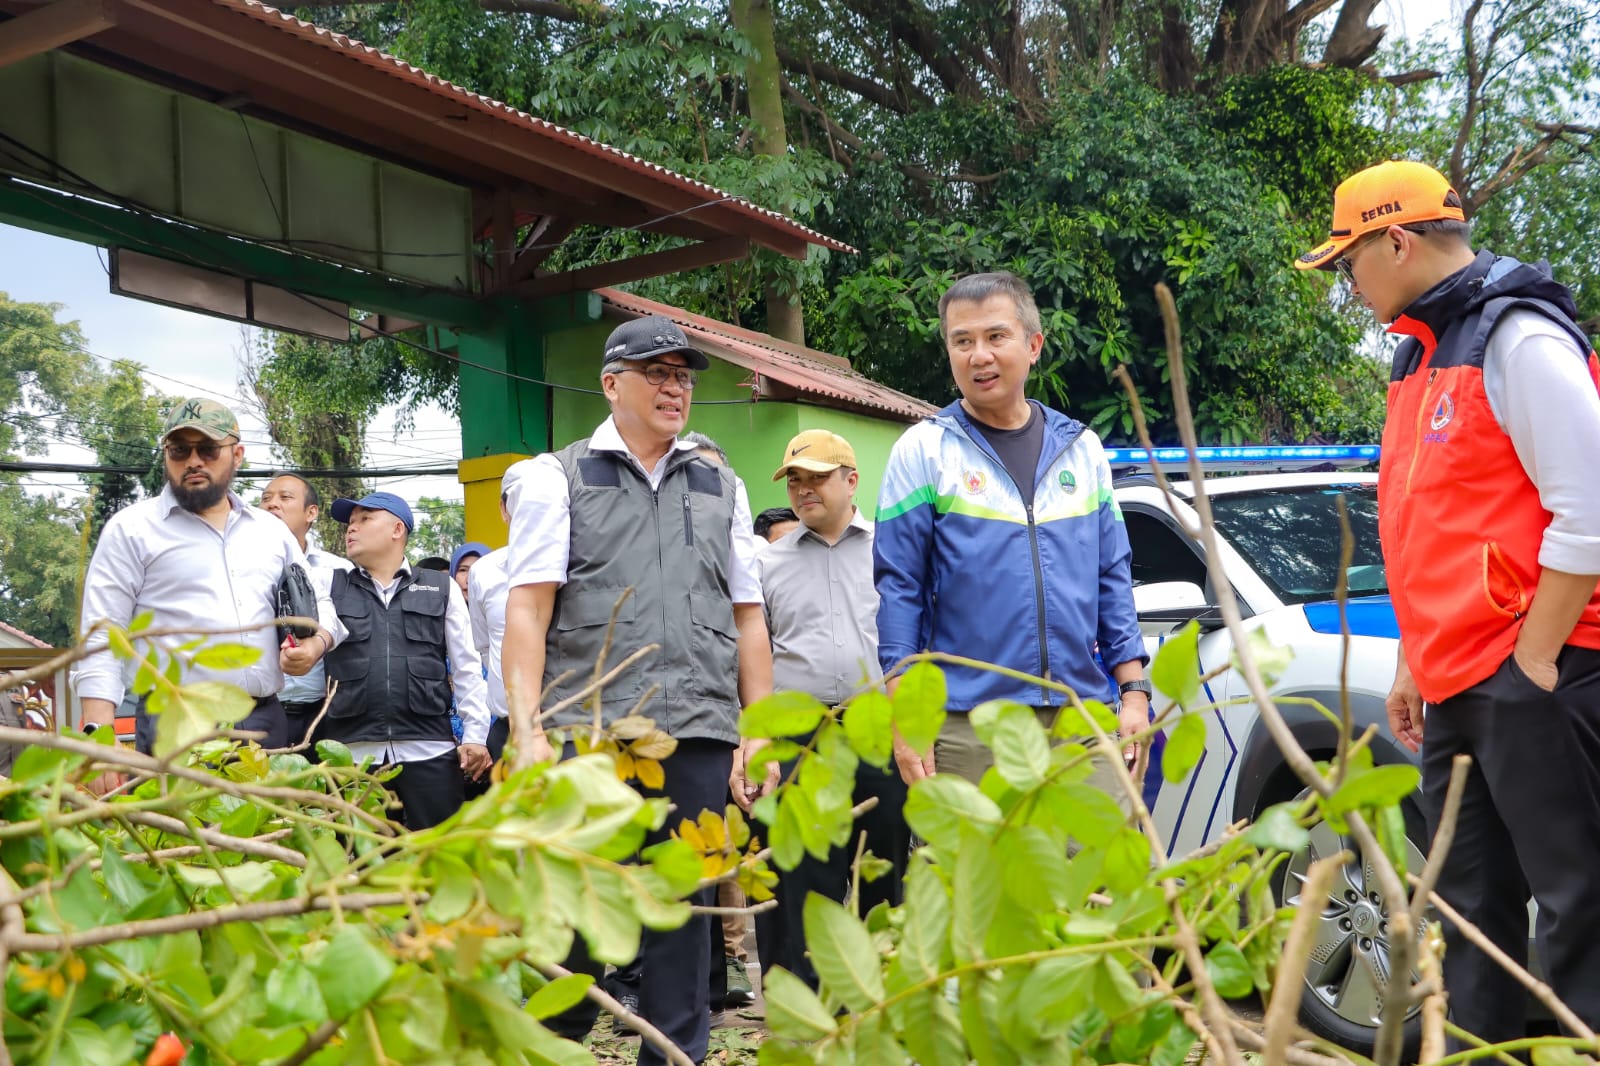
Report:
602,315,710,371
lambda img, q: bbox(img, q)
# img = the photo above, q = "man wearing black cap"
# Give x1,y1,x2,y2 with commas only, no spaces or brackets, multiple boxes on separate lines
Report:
76,398,338,763
502,315,773,1065
311,491,491,829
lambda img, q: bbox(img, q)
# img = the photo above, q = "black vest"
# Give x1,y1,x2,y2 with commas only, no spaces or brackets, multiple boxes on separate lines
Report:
323,568,454,744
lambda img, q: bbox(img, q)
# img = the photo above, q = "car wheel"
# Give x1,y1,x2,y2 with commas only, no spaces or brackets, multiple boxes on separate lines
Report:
1275,801,1430,1058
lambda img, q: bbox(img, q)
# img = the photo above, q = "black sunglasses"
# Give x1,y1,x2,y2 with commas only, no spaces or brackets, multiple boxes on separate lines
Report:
164,440,230,461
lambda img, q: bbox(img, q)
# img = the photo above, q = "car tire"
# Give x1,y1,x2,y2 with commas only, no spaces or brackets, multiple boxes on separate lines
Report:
1273,794,1430,1060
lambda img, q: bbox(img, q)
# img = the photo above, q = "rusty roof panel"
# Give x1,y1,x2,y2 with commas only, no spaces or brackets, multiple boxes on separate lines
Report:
206,1,854,256
599,288,936,424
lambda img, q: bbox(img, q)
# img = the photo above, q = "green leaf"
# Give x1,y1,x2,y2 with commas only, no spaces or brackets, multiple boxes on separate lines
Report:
7,743,76,785
1150,620,1200,706
641,837,704,897
1245,803,1311,853
315,739,354,767
310,926,396,1018
264,960,327,1027
1235,629,1294,686
524,973,594,1019
762,966,838,1041
903,774,1000,850
1054,698,1118,738
969,701,1050,791
895,856,950,985
425,852,478,924
191,642,263,670
152,681,255,756
1010,954,1096,1040
98,842,155,911
893,987,966,1066
995,826,1069,913
849,1009,909,1065
1326,764,1421,817
1377,804,1411,881
1204,941,1254,999
951,823,1001,964
740,691,828,739
1532,1048,1599,1066
1161,712,1207,783
891,662,947,755
843,689,894,768
128,609,155,633
803,893,886,1010
1102,827,1152,897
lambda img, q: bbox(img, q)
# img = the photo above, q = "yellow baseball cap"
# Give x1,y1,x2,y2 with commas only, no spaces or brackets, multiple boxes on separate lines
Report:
1295,160,1466,271
771,429,857,481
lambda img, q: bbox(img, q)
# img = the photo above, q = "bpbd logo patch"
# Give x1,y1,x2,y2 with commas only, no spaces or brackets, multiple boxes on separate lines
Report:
1058,470,1077,492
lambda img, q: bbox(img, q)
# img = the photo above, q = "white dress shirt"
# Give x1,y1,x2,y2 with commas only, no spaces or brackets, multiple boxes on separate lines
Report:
338,564,490,766
506,416,763,603
279,547,353,707
74,486,337,705
467,546,510,721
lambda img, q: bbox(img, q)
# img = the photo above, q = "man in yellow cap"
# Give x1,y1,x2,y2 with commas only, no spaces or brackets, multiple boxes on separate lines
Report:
752,429,907,993
1298,160,1600,1044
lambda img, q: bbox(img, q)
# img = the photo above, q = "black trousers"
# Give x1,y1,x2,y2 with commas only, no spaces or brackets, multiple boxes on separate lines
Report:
388,750,466,830
754,749,909,990
134,693,287,754
1421,647,1600,1046
549,739,734,1066
282,701,324,755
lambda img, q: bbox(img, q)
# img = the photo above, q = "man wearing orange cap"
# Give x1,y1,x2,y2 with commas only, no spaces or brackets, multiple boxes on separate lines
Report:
754,429,907,993
1298,160,1600,1043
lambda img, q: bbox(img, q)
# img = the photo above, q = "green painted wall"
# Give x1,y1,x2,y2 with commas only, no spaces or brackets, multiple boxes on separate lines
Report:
541,320,918,518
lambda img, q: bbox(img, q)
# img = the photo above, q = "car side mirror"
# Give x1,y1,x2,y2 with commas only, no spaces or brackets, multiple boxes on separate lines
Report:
1134,581,1225,632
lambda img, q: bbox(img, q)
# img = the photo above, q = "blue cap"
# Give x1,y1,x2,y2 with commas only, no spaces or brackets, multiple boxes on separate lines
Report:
331,492,414,533
450,542,490,576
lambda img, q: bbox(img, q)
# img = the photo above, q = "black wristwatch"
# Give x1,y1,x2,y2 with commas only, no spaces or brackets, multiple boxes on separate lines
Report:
1118,679,1154,700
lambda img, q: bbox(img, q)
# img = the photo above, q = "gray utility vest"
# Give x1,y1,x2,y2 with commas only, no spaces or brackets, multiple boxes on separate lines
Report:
323,568,455,745
545,440,741,744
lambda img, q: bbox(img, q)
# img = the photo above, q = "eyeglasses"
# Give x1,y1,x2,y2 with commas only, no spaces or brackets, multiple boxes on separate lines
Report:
163,440,229,461
616,365,698,390
1334,231,1384,284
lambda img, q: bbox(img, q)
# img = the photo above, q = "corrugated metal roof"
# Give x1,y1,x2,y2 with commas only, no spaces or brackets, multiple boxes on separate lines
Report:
208,0,853,255
599,288,937,424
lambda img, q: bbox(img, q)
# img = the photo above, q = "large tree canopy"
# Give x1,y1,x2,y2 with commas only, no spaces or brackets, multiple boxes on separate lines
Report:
285,0,1595,444
0,293,166,646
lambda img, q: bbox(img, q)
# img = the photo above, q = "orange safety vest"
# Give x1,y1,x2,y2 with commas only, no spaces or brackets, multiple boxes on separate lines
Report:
1378,255,1600,704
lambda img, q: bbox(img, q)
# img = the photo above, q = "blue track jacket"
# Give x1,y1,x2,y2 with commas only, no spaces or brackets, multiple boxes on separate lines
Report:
873,399,1145,710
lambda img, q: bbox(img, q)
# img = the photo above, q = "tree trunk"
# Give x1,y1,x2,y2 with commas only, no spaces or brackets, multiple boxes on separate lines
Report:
1321,0,1385,68
733,0,806,345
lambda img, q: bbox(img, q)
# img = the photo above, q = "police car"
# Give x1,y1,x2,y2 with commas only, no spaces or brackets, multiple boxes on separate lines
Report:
1113,446,1423,1054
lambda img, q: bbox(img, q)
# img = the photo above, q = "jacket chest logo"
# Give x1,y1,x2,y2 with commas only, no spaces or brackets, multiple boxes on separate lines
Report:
1430,392,1455,431
1058,470,1077,492
963,469,987,494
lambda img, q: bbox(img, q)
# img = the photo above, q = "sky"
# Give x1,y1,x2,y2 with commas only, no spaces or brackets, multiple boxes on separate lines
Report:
0,0,1458,510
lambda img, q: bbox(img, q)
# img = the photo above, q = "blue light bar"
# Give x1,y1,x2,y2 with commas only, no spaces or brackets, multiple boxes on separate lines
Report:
1105,445,1380,472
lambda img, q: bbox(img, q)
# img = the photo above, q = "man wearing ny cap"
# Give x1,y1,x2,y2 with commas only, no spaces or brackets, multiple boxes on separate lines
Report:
502,314,772,1065
754,429,908,992
1298,160,1600,1042
75,398,338,761
315,492,491,829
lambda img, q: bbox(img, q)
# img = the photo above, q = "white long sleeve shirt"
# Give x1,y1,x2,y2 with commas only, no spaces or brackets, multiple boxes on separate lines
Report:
1481,308,1600,575
74,486,337,705
467,546,510,721
278,547,353,707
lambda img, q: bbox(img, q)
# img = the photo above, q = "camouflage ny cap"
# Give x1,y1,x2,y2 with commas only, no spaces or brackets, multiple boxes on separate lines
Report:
162,397,240,442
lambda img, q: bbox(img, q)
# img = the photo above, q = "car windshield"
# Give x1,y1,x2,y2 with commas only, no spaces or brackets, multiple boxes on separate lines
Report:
1207,485,1385,604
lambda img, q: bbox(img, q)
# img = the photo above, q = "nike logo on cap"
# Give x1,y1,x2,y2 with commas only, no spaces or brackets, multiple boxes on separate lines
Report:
790,445,811,455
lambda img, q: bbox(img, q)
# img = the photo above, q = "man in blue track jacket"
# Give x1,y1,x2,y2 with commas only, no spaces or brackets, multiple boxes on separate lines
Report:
873,271,1152,788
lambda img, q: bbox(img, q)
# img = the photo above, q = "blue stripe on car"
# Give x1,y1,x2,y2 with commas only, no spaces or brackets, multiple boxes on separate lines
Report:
1302,596,1399,639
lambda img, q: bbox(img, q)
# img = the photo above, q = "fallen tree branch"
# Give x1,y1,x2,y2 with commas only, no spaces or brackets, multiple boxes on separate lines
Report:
537,960,695,1066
